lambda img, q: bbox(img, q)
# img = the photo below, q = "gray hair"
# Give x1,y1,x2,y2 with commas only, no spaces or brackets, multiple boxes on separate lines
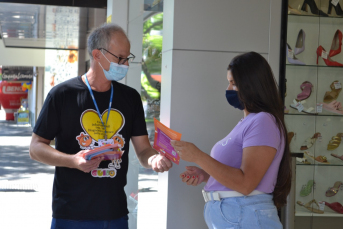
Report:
87,23,129,60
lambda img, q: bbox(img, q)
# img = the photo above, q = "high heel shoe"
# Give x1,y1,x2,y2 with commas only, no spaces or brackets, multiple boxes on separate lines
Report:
294,29,306,55
326,181,343,197
323,81,342,103
328,0,343,16
300,132,321,150
287,43,305,65
329,30,343,57
325,202,343,214
288,4,302,15
321,100,343,115
316,46,343,66
301,0,328,16
288,132,295,145
327,133,343,150
297,81,313,101
331,153,343,162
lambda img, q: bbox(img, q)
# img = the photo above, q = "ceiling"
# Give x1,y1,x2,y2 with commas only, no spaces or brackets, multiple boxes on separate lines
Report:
0,1,106,50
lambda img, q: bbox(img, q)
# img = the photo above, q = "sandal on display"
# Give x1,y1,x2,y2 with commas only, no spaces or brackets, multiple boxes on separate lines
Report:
288,132,295,145
300,132,321,150
315,155,328,163
321,100,343,115
316,46,343,66
296,199,324,214
328,1,343,17
297,81,313,101
300,180,315,197
301,0,328,16
326,181,343,197
296,157,311,164
294,29,306,55
287,43,306,65
325,202,343,214
304,151,330,165
327,133,343,150
290,100,316,114
323,81,342,103
329,30,343,57
331,153,343,162
288,4,302,15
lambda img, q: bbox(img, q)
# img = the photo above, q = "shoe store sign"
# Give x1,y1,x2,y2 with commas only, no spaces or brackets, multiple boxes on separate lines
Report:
2,66,34,81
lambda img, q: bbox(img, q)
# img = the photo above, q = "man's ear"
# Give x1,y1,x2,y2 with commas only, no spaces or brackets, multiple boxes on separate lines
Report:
92,49,101,61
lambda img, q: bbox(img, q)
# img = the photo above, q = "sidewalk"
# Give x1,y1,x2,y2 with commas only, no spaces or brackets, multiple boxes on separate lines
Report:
0,109,55,229
0,109,161,229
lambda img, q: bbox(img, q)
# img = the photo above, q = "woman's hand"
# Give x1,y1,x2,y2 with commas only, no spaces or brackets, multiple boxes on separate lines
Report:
170,140,203,163
180,166,210,186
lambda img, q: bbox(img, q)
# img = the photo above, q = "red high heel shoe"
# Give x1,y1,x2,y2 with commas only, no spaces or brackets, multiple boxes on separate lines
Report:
329,30,342,57
325,202,343,214
317,46,343,66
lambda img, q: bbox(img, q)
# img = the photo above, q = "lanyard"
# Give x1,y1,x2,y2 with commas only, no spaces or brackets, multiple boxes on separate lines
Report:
84,74,113,140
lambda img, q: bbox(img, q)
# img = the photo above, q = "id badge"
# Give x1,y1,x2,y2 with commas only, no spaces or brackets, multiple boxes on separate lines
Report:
98,139,114,146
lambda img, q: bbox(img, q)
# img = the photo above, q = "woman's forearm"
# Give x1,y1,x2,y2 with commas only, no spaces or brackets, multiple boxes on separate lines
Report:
196,152,253,195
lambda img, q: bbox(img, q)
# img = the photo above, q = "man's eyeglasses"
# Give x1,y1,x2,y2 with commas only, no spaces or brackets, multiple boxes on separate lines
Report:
98,48,135,65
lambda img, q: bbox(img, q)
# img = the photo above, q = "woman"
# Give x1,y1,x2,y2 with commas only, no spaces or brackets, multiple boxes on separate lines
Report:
171,52,291,229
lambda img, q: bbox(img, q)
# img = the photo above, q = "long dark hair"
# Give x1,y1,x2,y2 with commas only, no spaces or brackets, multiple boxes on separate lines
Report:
228,52,291,209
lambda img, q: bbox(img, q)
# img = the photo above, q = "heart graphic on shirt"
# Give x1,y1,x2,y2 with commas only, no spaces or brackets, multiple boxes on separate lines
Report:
81,109,125,141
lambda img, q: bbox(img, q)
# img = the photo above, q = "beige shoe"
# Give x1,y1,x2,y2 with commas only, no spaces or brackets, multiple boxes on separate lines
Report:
297,199,324,214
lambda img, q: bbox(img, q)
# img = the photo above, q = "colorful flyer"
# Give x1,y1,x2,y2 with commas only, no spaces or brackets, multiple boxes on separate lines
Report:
153,118,182,165
82,143,123,161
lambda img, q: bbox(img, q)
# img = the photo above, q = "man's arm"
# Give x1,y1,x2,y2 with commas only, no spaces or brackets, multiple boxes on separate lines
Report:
29,133,103,173
131,135,172,172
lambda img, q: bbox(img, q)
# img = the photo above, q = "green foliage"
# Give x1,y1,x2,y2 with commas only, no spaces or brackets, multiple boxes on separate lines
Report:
142,13,163,74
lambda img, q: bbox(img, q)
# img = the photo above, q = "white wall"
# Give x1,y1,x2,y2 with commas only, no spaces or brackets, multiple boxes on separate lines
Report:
160,0,282,228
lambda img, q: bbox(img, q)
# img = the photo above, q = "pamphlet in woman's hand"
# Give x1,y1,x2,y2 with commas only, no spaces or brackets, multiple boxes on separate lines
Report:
153,118,182,164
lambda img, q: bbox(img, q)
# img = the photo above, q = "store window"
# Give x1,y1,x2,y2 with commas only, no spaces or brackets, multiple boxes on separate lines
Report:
134,3,164,229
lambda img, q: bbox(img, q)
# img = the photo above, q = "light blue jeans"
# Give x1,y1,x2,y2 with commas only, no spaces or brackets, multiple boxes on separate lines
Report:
204,194,282,229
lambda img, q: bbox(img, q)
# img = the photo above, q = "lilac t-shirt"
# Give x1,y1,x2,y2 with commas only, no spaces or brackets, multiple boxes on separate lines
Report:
204,112,285,193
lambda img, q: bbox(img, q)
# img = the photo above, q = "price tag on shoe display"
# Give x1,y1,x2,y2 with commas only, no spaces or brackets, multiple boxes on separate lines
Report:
287,49,294,58
332,0,339,6
316,103,323,113
318,201,325,211
321,50,328,59
296,102,304,112
334,81,342,89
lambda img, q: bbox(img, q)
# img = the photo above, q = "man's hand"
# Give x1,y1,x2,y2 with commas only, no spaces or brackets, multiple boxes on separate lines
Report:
149,154,173,173
71,151,103,173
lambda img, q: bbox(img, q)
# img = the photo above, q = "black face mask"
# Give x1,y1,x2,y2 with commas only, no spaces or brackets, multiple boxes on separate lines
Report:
225,90,245,110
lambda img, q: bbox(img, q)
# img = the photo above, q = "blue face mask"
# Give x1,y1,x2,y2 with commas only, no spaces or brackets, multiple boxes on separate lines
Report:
225,90,244,110
99,52,129,81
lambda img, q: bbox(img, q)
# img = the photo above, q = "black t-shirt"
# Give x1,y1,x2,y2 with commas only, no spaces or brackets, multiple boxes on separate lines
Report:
33,76,147,220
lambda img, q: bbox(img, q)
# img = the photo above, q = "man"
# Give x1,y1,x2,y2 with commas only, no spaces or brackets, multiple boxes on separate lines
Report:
29,23,172,229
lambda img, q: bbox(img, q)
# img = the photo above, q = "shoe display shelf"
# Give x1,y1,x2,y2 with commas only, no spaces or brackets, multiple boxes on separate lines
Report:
281,0,343,227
